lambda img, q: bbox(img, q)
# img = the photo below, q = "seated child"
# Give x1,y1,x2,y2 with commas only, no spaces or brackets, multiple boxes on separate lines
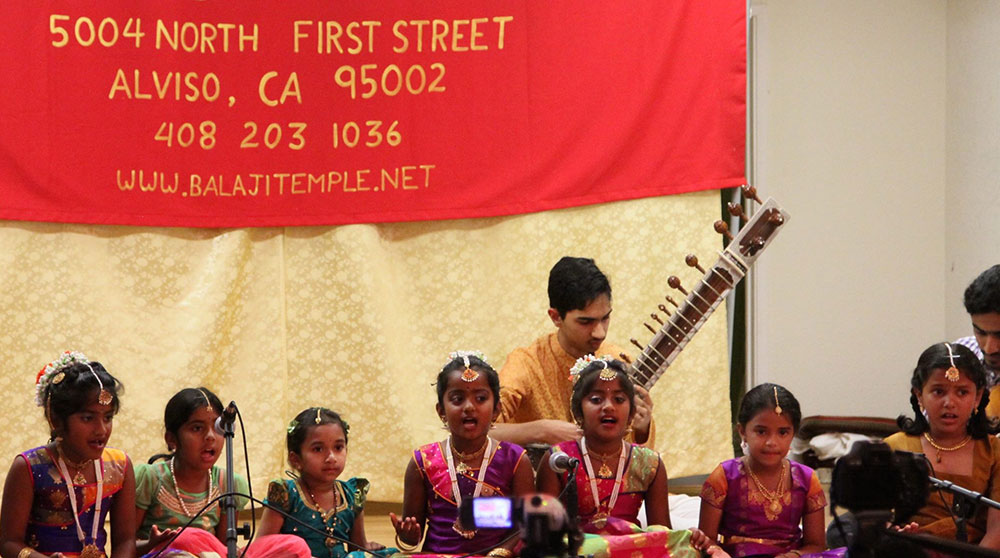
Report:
697,383,844,558
259,407,393,558
885,342,1000,549
135,387,309,558
0,351,136,558
391,351,535,557
536,356,698,558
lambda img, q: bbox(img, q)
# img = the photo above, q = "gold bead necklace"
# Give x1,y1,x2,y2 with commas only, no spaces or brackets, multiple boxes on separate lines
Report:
923,432,972,463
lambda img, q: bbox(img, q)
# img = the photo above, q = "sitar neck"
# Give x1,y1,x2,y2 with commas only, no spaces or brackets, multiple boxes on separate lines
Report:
628,194,788,390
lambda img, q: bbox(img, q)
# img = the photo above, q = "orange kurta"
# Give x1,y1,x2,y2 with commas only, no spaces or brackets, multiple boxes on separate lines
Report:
497,332,626,424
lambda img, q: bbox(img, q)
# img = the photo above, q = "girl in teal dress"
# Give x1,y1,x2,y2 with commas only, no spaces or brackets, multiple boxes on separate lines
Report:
259,407,394,558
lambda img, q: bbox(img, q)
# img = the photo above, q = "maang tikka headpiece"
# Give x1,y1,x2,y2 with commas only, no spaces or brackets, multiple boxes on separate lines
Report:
197,388,212,412
90,363,114,406
944,342,960,382
449,350,486,382
773,386,783,415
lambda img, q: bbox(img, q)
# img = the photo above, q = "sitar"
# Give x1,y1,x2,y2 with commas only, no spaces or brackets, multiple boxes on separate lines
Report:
625,185,789,390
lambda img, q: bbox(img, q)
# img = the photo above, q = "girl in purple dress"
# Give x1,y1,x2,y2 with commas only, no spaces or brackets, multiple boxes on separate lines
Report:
391,352,534,557
0,351,136,558
697,383,844,558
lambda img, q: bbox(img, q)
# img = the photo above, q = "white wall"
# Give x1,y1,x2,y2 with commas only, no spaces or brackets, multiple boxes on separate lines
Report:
750,0,948,417
945,1,1000,336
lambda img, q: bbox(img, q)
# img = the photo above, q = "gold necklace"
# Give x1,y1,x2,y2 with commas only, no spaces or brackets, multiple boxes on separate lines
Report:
303,480,340,513
57,446,92,485
586,444,622,478
923,432,972,463
745,458,788,517
301,480,341,549
451,437,489,475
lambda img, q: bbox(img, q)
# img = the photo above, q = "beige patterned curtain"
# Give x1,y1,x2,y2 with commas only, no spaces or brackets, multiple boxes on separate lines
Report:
0,191,731,502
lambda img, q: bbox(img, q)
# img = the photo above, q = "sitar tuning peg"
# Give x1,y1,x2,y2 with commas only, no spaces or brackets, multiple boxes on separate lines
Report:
650,313,664,325
644,322,657,334
714,220,734,242
665,295,680,308
667,275,688,296
630,338,644,351
727,202,747,223
685,254,705,274
618,352,633,364
741,184,762,204
658,303,672,315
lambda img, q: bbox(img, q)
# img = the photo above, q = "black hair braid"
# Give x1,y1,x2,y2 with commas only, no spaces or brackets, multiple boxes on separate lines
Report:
897,392,928,435
971,392,1000,437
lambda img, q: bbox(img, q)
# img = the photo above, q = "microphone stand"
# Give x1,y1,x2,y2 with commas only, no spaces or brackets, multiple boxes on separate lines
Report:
220,403,240,558
563,467,584,558
884,529,1000,558
930,476,1000,543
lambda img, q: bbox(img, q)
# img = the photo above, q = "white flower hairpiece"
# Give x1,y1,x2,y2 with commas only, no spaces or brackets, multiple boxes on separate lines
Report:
569,354,614,379
449,350,487,366
35,351,89,407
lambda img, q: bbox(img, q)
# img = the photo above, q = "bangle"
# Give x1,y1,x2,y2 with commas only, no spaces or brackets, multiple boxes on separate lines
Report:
394,533,419,552
487,549,513,558
787,551,802,557
18,547,34,558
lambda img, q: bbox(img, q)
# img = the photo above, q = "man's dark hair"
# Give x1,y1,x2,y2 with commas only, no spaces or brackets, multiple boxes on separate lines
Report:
964,264,1000,315
547,257,611,318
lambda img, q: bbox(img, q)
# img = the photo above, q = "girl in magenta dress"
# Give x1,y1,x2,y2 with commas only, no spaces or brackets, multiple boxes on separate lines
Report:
698,383,844,558
537,356,698,558
391,351,535,557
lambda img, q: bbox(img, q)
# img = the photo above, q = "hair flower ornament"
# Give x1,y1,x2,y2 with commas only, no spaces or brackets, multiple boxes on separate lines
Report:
569,354,616,381
449,350,487,382
35,350,89,407
287,419,300,434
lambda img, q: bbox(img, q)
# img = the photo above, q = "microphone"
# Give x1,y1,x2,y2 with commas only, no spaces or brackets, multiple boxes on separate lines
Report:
214,401,238,435
548,450,580,474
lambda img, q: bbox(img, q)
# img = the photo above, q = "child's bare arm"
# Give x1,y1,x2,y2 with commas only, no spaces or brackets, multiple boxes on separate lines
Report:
109,456,137,558
0,457,35,558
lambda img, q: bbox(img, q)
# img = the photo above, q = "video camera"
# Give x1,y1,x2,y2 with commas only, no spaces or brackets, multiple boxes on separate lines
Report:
459,493,574,558
830,440,929,522
829,440,931,558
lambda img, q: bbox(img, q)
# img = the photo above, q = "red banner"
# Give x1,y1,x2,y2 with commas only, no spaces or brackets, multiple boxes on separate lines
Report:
0,1,746,228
